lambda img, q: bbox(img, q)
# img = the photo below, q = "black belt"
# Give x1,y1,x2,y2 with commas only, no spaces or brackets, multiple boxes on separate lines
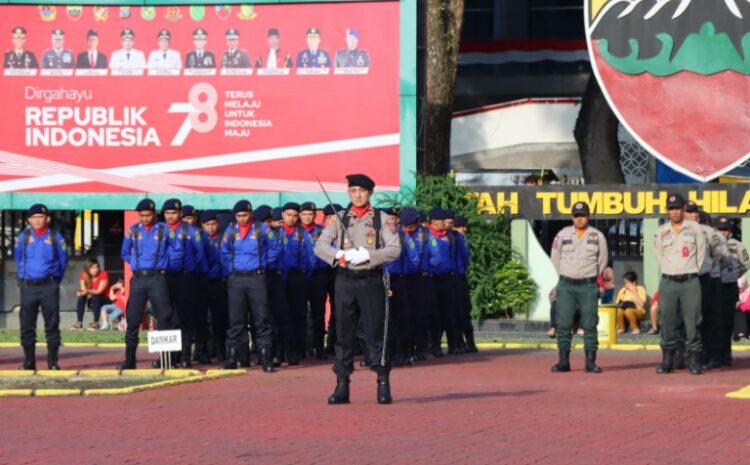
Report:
167,270,195,276
21,276,56,286
312,268,329,276
338,268,383,279
133,269,165,277
662,273,698,283
391,273,415,279
268,269,283,276
560,276,597,285
231,269,264,277
418,272,432,278
287,268,308,275
434,273,457,280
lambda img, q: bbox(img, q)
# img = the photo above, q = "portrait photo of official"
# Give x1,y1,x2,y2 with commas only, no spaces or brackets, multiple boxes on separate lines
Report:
147,29,182,70
4,27,38,69
221,28,251,69
256,28,293,69
110,28,146,70
296,27,331,69
185,28,216,69
41,28,74,69
335,28,370,68
76,29,108,69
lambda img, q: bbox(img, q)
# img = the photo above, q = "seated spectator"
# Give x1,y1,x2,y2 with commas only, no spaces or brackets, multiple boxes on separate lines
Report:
648,290,659,334
615,271,647,334
547,287,557,338
72,258,111,331
99,278,125,331
599,266,615,304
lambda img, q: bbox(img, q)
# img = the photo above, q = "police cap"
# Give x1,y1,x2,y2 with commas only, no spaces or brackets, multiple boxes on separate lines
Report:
162,198,182,212
254,205,272,222
306,27,321,37
399,207,419,226
572,202,590,216
684,200,699,213
282,202,301,212
225,28,239,39
232,200,253,214
199,210,218,224
121,28,135,39
51,28,65,39
182,205,196,217
157,29,171,40
12,27,27,39
26,203,49,218
345,173,375,191
193,28,208,40
271,207,283,221
666,193,685,210
135,198,156,212
429,207,446,221
716,217,733,230
86,29,98,38
300,202,316,212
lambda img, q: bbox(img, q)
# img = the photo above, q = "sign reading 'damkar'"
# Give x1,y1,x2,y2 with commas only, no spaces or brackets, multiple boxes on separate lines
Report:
148,330,182,353
473,184,750,220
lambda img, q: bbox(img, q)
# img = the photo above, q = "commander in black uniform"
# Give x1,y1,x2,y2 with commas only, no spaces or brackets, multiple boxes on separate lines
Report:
4,27,38,69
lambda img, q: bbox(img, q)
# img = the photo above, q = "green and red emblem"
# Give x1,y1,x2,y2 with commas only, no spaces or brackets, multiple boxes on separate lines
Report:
586,0,750,180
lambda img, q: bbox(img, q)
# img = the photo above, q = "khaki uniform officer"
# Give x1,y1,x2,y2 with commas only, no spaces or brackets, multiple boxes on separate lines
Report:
550,202,608,373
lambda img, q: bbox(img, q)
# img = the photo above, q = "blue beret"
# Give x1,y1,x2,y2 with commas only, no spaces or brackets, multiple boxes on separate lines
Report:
271,207,283,221
182,205,196,217
135,198,156,212
300,201,317,212
232,200,252,214
199,210,217,224
443,209,456,220
323,203,343,216
254,205,272,222
455,216,468,228
162,198,182,211
346,173,375,191
399,207,419,225
429,207,446,221
282,202,301,212
26,203,49,218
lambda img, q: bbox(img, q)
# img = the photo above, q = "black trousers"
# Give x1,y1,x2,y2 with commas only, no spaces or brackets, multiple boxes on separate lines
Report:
456,274,473,343
699,275,718,360
266,271,292,353
333,272,389,376
167,273,199,349
20,282,60,347
434,274,459,349
124,274,174,347
201,278,228,349
227,274,272,349
716,281,738,361
286,272,309,358
309,269,329,351
76,294,110,324
414,274,437,353
389,275,415,357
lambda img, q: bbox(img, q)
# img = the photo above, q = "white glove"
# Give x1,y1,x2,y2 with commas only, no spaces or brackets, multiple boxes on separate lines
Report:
335,250,346,260
346,247,371,265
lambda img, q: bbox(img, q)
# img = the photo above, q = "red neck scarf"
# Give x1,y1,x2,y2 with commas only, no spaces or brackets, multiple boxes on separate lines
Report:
33,227,48,238
301,223,315,233
283,224,297,235
238,223,251,238
143,224,153,233
429,225,447,238
168,221,181,232
351,204,370,219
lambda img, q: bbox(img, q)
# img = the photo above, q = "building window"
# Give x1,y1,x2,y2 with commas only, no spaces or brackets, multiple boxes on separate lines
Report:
528,0,584,39
462,0,495,40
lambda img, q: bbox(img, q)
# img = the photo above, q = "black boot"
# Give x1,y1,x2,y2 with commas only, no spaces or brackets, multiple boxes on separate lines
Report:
673,348,686,370
260,347,275,373
465,331,479,353
20,344,36,371
215,339,227,362
47,344,61,370
222,345,239,369
550,350,571,372
195,343,211,365
237,344,251,368
688,351,703,375
180,344,193,368
117,344,137,370
656,348,674,374
377,371,392,404
584,350,602,373
328,376,350,404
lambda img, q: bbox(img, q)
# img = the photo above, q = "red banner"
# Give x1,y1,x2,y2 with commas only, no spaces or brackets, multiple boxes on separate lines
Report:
0,4,400,193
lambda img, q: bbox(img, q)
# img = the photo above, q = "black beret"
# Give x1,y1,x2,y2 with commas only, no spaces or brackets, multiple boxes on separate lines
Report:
429,207,446,221
443,209,456,220
684,200,699,213
282,202,301,212
135,198,156,212
455,216,468,228
572,202,590,216
232,200,253,214
26,203,49,218
254,205,272,222
182,205,196,217
199,210,218,224
399,207,419,225
346,173,375,191
698,211,712,226
323,203,343,216
300,202,317,212
666,193,685,209
271,207,283,221
716,217,732,230
162,198,182,211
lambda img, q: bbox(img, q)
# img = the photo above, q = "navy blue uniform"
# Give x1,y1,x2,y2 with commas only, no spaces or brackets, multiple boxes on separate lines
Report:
385,229,420,364
121,222,176,348
196,229,228,362
15,228,69,349
454,233,475,351
425,229,464,353
305,224,331,358
221,223,282,362
265,225,292,363
281,226,317,363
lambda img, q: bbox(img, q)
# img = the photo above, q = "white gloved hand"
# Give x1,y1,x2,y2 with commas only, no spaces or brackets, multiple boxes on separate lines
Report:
348,247,371,265
335,250,346,260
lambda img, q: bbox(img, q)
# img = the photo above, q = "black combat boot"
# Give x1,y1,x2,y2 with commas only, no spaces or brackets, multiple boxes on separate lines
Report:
46,344,61,370
328,376,351,404
656,348,674,374
584,350,602,373
20,344,36,371
465,330,479,353
550,350,571,372
377,371,393,404
672,348,686,370
260,347,275,373
180,344,193,369
195,343,211,365
117,344,138,370
215,338,227,362
237,344,251,368
222,345,239,369
688,351,703,375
